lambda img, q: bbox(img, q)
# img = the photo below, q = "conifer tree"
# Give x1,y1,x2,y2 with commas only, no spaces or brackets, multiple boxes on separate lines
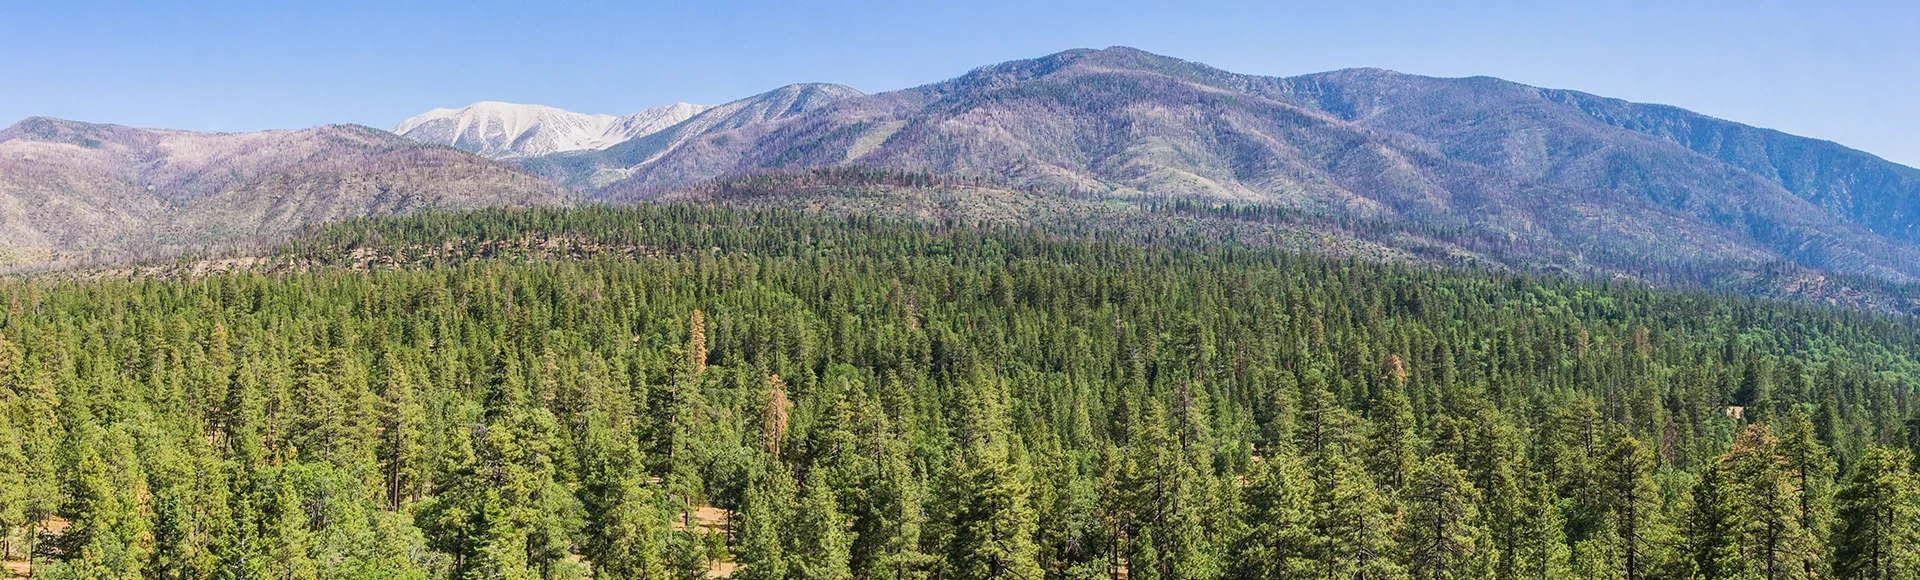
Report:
1236,453,1315,580
689,310,709,377
1401,454,1484,580
417,424,533,579
1686,461,1743,580
940,378,1041,580
0,401,25,563
1507,473,1571,580
792,469,854,580
258,467,320,580
1779,407,1837,579
379,351,427,510
1725,425,1814,580
764,374,791,456
1596,427,1668,580
48,425,151,580
737,463,797,580
1833,446,1920,580
1365,384,1419,495
581,444,670,580
1310,452,1406,580
854,432,933,580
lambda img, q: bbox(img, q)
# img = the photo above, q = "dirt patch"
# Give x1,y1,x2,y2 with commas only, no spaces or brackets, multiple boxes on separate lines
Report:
671,506,729,533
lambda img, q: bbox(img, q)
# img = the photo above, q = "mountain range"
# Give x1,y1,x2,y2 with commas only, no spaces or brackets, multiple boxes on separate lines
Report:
5,47,1920,311
507,48,1920,286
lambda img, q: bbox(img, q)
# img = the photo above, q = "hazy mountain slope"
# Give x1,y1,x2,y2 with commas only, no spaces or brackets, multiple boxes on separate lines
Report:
570,47,1920,283
518,83,866,189
1534,90,1920,247
0,117,570,266
1262,67,1920,280
393,101,709,159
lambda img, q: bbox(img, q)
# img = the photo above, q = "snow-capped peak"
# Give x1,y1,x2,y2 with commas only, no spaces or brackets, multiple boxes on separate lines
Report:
392,101,711,159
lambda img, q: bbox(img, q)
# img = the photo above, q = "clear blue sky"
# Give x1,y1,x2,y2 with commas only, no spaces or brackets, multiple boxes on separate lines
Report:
4,0,1917,165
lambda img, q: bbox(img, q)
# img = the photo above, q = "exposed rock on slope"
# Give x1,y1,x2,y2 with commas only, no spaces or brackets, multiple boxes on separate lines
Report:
518,83,866,189
393,101,710,159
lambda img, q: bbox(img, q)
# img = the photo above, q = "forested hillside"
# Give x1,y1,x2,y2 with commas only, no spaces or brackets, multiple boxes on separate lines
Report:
4,205,1920,579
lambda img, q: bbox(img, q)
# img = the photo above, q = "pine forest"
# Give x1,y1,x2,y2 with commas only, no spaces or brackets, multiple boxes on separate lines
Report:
3,205,1920,580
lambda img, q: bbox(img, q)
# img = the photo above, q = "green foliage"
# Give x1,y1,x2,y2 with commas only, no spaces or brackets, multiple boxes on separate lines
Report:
1835,447,1920,580
4,204,1920,579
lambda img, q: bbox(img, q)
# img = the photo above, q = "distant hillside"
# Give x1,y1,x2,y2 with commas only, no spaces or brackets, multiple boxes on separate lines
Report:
0,117,571,268
529,47,1920,287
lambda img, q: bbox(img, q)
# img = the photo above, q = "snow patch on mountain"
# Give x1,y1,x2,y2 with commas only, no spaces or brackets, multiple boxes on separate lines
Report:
393,101,710,159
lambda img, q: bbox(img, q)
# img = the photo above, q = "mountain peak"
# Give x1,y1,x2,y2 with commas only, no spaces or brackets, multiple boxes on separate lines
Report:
393,101,710,159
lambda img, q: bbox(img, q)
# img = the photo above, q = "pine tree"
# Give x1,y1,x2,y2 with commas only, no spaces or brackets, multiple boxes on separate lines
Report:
1686,461,1743,580
0,398,25,563
1779,407,1836,579
378,351,427,510
1401,454,1483,580
1365,384,1419,495
1508,472,1571,580
763,374,791,456
1236,453,1315,580
854,432,933,580
1310,452,1406,580
791,469,854,580
689,310,709,377
48,425,151,580
1833,446,1920,580
1596,427,1667,580
257,467,320,580
737,464,796,580
1725,424,1814,580
581,444,670,580
416,423,535,580
940,377,1041,580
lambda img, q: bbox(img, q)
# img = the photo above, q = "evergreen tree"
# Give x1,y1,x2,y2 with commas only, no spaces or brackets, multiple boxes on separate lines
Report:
939,378,1041,580
1833,446,1920,580
1725,425,1814,580
379,351,428,511
581,445,670,580
791,469,854,580
737,464,797,580
1365,384,1419,495
46,425,150,580
1310,452,1406,580
1685,461,1742,580
1779,407,1837,579
1596,427,1668,580
1236,453,1315,580
1401,454,1484,580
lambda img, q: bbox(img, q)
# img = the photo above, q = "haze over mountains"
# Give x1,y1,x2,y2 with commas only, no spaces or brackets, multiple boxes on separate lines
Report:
0,117,569,266
6,47,1920,310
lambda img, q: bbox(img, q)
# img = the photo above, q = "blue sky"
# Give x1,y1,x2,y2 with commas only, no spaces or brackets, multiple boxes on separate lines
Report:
4,0,1918,165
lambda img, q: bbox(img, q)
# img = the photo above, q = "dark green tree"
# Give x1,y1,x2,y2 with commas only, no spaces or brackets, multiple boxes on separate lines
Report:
1833,446,1920,580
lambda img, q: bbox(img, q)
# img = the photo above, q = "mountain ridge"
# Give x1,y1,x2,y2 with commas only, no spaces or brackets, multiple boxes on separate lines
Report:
511,47,1920,286
392,101,711,159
